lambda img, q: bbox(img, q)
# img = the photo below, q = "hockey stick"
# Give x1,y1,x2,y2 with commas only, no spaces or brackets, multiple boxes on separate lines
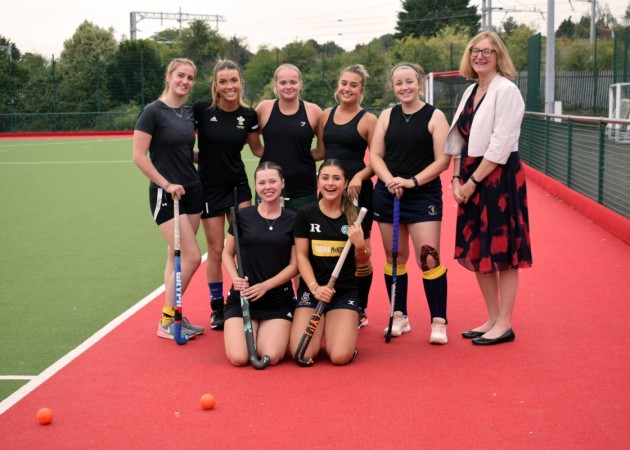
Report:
231,188,270,369
295,207,368,367
173,197,189,345
385,196,400,343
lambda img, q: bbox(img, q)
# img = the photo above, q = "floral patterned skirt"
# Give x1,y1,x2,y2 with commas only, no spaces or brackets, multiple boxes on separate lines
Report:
455,151,533,273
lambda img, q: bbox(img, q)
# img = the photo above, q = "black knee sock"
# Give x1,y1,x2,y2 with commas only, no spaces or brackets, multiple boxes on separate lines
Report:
385,264,408,316
422,267,448,322
356,264,373,311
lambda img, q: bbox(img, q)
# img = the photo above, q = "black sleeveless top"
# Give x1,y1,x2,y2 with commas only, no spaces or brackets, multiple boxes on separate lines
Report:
383,103,438,183
322,107,368,178
261,100,316,198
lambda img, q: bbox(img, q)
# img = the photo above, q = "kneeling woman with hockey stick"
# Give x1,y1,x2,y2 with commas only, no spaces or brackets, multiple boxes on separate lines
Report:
290,159,371,366
222,162,298,366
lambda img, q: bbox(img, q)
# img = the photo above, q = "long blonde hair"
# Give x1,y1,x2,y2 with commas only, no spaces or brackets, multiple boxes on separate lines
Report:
459,31,516,80
160,58,197,98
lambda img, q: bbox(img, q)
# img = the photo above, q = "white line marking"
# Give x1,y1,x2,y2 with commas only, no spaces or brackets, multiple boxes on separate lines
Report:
0,255,207,415
0,376,36,381
0,161,132,165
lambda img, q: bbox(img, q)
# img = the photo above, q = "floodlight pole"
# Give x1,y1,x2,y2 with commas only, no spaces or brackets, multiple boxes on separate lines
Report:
130,11,226,40
545,0,556,114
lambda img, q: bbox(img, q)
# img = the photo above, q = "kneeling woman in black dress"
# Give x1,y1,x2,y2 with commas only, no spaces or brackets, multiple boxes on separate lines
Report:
222,162,297,365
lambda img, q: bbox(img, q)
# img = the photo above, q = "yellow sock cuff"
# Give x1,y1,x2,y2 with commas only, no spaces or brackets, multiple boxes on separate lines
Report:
162,305,175,317
355,263,373,277
423,265,447,280
384,263,407,276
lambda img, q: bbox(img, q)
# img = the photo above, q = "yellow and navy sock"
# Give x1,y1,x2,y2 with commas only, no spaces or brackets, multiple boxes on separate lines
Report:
355,263,373,311
384,263,408,315
422,265,448,322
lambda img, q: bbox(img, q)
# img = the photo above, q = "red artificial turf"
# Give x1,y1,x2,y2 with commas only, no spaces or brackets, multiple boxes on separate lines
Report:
1,168,629,449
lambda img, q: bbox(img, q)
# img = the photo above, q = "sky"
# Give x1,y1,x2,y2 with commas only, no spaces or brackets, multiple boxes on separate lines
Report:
1,0,627,58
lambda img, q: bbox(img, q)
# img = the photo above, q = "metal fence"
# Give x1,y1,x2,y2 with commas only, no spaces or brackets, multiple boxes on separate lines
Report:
519,112,630,219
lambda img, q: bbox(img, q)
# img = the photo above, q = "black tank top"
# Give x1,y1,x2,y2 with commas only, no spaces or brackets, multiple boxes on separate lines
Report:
261,100,316,198
383,104,438,180
322,107,368,178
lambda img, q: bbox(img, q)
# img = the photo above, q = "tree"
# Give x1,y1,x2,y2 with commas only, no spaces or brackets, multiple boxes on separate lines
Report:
243,47,278,103
179,20,228,72
396,0,480,38
107,39,164,107
502,17,520,36
556,17,575,38
500,23,538,71
224,36,253,68
57,21,118,119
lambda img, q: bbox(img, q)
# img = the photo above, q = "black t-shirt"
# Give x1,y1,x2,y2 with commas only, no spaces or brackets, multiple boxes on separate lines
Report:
293,202,361,296
194,101,259,189
227,205,296,303
134,100,199,187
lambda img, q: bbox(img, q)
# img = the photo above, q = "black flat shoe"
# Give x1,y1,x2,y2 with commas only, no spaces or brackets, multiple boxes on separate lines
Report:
462,330,485,339
472,329,515,346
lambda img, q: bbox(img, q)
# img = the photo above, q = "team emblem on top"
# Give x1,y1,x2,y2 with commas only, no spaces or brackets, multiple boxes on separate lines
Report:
236,116,245,129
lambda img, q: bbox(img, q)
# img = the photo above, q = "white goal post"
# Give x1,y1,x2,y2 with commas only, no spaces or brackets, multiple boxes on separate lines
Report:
608,83,630,143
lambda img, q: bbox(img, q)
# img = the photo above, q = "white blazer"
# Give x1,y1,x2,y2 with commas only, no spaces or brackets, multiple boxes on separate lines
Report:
445,74,524,165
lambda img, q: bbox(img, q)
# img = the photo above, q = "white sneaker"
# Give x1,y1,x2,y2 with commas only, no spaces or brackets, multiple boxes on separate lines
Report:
430,317,448,344
383,311,411,337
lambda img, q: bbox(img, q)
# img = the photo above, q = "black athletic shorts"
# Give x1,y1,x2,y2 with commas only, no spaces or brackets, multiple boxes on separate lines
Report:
295,289,360,313
202,182,252,218
150,182,203,225
224,288,294,321
372,179,443,224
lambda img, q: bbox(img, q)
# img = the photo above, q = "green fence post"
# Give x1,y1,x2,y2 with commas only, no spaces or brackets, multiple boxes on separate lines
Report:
544,116,550,174
567,118,573,188
598,121,605,204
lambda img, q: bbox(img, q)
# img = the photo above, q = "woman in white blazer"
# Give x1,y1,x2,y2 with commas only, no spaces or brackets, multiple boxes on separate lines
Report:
445,31,533,346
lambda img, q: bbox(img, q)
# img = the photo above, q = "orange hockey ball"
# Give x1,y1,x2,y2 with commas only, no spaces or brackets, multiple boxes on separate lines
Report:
36,407,53,425
200,393,216,410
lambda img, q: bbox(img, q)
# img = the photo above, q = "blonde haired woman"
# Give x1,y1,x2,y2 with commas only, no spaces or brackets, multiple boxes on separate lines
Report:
446,31,532,346
132,58,204,340
370,62,451,344
256,64,323,212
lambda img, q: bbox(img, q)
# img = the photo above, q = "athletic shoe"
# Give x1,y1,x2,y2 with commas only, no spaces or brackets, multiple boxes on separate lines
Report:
351,349,359,363
210,308,225,330
157,317,203,340
358,309,369,329
383,311,411,337
430,317,448,344
182,317,204,337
